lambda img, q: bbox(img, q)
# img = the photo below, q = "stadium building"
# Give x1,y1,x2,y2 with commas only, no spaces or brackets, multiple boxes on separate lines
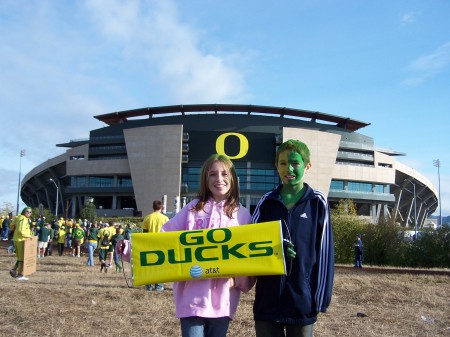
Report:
20,104,438,226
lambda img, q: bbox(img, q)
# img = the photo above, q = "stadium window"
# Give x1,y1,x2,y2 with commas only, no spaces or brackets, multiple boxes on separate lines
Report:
330,180,344,191
88,176,114,187
70,176,86,187
348,181,372,193
375,184,384,194
118,176,132,187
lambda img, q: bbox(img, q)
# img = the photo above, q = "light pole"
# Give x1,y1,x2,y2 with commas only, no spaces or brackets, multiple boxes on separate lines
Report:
49,179,59,219
433,159,442,227
412,181,417,238
16,149,25,216
405,179,417,238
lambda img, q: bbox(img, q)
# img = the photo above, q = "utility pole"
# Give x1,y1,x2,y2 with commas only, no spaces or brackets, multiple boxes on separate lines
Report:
433,159,442,227
16,149,25,215
50,179,59,219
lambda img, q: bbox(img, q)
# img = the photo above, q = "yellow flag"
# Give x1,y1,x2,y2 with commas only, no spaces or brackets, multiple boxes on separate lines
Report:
131,221,285,286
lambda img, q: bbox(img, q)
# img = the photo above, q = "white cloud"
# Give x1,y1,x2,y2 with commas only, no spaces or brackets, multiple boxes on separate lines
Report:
83,0,250,103
84,0,141,41
401,11,417,25
0,0,251,206
402,42,450,85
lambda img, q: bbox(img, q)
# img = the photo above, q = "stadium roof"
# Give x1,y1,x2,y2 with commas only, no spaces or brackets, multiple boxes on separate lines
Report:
94,104,370,132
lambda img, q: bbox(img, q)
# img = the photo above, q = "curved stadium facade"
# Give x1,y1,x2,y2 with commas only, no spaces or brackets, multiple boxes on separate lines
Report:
21,104,438,227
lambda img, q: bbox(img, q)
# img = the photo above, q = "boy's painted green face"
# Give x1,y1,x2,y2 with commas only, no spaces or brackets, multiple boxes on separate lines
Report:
276,150,309,187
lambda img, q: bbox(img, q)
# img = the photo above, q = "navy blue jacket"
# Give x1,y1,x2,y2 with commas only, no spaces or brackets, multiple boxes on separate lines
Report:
252,184,334,326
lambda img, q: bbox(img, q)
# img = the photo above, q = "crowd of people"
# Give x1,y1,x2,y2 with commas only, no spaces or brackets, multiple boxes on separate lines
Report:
3,139,336,337
1,213,133,276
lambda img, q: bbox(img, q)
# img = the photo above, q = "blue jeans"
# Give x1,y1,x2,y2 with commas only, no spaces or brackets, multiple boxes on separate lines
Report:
2,227,9,240
180,316,230,337
255,321,314,337
87,241,97,266
66,234,72,248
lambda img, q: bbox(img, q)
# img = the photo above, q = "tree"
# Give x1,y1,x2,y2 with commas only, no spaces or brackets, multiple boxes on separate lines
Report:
331,199,367,264
0,201,15,216
80,202,96,224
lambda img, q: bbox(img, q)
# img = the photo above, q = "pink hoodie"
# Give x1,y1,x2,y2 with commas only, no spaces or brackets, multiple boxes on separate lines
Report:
162,198,252,319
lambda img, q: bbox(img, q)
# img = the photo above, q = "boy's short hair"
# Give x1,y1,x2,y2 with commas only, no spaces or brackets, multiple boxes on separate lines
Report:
276,139,311,165
153,200,163,211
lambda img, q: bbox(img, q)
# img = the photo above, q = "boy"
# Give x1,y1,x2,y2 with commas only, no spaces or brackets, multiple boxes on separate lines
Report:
251,139,334,337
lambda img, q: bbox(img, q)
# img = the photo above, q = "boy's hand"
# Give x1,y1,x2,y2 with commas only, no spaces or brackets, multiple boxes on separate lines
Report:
284,241,296,259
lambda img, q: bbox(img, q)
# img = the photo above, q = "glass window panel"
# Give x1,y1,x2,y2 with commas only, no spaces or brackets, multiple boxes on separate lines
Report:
330,180,344,190
89,176,114,187
348,181,372,193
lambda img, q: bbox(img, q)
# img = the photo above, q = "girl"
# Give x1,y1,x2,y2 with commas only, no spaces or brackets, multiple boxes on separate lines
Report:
162,154,252,337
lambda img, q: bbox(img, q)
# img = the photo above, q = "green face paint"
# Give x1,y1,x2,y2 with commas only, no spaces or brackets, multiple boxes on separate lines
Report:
276,150,307,188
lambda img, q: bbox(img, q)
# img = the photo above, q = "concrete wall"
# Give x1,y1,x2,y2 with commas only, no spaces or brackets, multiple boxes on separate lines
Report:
124,125,183,216
333,164,395,184
282,127,341,197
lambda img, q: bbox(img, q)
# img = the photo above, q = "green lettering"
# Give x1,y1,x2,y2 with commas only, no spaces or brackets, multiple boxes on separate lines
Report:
221,243,246,259
140,250,165,266
207,228,231,244
195,246,219,261
249,241,273,257
168,248,193,264
179,231,204,245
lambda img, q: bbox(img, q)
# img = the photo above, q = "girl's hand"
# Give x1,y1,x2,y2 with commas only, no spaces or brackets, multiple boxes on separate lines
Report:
229,277,235,288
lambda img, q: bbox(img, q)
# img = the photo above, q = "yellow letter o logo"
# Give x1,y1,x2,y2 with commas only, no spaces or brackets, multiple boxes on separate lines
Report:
216,133,249,160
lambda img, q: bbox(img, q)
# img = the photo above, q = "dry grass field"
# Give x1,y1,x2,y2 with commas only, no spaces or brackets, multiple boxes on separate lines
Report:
0,242,448,337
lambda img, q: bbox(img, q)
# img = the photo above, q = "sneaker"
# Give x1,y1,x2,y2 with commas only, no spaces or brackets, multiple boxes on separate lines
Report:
16,276,28,281
77,255,80,258
145,285,154,291
9,269,17,278
155,285,165,292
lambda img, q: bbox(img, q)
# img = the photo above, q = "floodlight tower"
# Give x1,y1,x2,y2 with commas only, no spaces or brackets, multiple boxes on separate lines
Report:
16,149,25,215
433,159,442,227
49,179,59,219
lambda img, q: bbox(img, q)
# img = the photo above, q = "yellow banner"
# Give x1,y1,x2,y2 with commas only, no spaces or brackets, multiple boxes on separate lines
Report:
131,221,285,286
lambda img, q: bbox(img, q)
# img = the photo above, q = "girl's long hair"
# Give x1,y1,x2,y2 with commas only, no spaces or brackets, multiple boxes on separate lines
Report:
193,154,240,218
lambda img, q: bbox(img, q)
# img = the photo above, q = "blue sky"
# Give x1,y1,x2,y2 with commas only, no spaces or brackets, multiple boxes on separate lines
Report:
1,0,449,216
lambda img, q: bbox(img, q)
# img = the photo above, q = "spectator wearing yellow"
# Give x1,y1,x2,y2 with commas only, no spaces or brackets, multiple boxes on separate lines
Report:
57,226,66,256
10,207,33,281
98,223,112,268
141,200,169,233
71,223,85,258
